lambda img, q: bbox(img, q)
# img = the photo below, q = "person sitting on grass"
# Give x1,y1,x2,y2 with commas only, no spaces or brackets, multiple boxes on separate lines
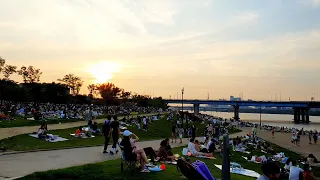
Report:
90,122,101,134
157,140,176,162
75,126,86,137
207,138,222,153
289,160,303,180
187,139,213,157
194,140,209,153
307,154,320,167
164,138,174,156
37,123,48,139
284,158,293,171
303,164,320,180
258,161,281,180
121,130,153,173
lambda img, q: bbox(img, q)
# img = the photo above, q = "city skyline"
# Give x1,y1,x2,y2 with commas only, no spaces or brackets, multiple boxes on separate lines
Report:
1,0,320,100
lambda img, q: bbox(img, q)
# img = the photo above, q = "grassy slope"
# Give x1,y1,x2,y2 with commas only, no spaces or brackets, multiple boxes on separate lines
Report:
0,112,143,128
19,140,320,180
19,146,255,180
0,115,205,151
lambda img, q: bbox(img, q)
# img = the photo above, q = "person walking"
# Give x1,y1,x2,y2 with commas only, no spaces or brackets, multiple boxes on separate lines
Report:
309,131,313,144
272,128,275,138
102,116,112,154
110,116,120,155
313,131,318,144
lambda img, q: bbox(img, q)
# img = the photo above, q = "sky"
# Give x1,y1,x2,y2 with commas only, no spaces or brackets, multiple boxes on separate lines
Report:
1,0,320,101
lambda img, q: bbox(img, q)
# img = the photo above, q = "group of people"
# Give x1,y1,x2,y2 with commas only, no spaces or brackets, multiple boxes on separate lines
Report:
258,161,320,180
119,130,180,173
0,101,163,121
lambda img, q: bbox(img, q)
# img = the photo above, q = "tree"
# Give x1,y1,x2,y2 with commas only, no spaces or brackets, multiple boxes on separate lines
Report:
0,56,5,75
58,74,83,96
18,66,42,83
87,84,97,98
3,65,17,80
96,82,122,105
120,90,131,99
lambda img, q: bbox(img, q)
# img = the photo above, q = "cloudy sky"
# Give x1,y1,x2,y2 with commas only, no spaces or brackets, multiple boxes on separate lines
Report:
1,0,320,100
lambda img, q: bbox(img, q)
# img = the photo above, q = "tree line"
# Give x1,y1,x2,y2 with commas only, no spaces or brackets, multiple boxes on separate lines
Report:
0,56,167,108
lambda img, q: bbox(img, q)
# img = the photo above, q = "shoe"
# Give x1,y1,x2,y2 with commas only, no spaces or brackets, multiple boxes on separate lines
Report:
103,150,108,154
145,163,154,167
110,151,114,155
140,169,150,173
116,150,119,154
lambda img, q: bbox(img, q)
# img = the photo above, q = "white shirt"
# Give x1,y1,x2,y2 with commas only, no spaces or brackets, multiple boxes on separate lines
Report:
143,118,147,125
289,166,303,180
188,142,198,154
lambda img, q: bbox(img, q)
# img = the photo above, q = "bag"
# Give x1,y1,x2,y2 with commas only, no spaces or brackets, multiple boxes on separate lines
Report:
177,158,206,180
192,160,215,180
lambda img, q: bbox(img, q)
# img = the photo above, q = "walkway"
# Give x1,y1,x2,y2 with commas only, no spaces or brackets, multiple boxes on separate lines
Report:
0,137,192,179
234,127,320,158
0,113,162,140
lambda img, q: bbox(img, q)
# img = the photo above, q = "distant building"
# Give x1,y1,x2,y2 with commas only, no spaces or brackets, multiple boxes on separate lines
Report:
230,96,241,101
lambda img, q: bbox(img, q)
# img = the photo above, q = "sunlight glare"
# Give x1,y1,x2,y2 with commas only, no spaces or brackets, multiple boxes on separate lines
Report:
88,61,120,83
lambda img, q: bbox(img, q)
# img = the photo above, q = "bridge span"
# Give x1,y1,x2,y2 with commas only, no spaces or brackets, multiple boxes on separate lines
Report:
164,99,320,124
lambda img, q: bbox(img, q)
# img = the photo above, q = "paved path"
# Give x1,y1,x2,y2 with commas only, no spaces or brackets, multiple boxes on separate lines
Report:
0,113,163,140
234,127,320,158
0,137,195,179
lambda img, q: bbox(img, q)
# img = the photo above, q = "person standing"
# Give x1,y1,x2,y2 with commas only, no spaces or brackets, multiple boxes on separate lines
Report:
171,123,177,143
177,126,183,144
102,116,112,154
313,131,318,144
110,116,120,155
85,108,93,122
272,128,275,138
309,131,313,144
191,125,197,140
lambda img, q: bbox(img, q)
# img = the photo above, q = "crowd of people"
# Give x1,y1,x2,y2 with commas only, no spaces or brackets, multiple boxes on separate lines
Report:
0,101,163,121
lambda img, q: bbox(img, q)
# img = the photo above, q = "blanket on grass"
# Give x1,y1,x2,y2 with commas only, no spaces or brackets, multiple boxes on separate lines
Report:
29,134,68,142
214,164,260,178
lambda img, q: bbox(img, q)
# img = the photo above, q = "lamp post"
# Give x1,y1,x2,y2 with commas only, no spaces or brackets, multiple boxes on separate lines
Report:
259,105,262,130
181,87,184,127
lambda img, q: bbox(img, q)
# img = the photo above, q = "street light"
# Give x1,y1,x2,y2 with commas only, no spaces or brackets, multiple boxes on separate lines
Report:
181,88,184,127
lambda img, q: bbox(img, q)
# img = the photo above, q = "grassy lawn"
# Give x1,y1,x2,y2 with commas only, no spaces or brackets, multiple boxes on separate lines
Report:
0,115,206,152
19,146,256,180
0,112,143,128
19,141,320,180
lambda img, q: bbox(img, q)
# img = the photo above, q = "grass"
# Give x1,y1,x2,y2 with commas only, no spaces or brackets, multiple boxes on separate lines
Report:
0,112,142,128
19,146,255,180
0,115,206,152
18,140,320,180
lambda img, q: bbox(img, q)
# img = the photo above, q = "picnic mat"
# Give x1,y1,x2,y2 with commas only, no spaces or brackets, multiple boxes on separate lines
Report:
70,134,95,138
29,134,68,142
214,164,260,178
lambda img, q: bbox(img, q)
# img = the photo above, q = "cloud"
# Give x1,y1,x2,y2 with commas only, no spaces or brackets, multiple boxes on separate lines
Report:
311,0,320,6
233,12,260,23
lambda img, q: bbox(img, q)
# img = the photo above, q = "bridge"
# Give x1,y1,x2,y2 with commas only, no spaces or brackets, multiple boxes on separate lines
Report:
164,99,320,124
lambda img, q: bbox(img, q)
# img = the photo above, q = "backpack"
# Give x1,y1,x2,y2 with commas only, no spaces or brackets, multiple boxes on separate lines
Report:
177,158,206,180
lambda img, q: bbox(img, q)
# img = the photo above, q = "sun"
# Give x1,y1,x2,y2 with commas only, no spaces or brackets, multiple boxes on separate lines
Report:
88,61,120,83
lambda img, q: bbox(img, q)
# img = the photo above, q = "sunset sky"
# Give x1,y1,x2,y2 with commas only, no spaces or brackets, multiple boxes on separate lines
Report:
1,0,320,101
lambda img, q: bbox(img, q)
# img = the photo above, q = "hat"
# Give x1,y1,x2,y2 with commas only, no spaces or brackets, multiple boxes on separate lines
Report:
123,130,133,137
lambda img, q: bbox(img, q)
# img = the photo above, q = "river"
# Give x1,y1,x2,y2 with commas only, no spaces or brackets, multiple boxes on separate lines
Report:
200,111,320,131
